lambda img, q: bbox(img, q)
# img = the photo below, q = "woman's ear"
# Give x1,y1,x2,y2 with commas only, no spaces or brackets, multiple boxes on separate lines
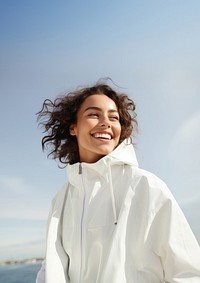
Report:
69,124,77,136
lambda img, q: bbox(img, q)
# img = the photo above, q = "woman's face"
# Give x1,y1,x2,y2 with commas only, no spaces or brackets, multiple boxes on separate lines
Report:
70,94,121,163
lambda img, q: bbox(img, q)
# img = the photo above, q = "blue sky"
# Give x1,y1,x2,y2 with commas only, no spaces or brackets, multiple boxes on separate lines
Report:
0,0,200,261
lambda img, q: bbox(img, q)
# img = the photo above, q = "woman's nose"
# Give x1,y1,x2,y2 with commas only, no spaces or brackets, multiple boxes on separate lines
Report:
99,117,111,128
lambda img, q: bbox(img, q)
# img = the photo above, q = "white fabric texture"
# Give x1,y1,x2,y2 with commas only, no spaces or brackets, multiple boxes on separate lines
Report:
36,140,200,283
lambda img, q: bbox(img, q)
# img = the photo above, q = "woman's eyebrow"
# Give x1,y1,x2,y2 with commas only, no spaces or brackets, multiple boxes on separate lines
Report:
84,106,118,113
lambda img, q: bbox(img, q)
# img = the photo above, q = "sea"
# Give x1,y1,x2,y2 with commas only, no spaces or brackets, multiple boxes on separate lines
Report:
0,263,41,283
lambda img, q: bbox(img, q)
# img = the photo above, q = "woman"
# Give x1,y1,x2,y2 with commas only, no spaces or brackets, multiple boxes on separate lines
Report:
36,82,200,283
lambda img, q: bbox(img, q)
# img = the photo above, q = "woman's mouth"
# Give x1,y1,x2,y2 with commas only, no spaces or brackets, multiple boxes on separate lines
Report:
92,132,112,140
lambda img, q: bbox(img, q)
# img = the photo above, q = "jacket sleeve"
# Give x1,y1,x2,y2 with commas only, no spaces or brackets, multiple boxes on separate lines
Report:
149,184,200,282
35,184,69,283
35,260,45,283
35,196,55,283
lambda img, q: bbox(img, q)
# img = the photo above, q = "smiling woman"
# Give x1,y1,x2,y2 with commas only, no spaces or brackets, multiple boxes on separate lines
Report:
37,82,137,165
36,81,200,283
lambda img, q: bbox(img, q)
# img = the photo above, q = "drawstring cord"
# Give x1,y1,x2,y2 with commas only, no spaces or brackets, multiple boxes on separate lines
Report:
107,160,117,225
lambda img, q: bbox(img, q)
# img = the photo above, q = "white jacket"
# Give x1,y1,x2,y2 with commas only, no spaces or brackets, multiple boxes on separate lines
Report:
36,140,200,283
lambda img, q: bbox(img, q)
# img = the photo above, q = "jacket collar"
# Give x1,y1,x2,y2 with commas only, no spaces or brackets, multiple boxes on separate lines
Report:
105,138,138,167
67,139,138,183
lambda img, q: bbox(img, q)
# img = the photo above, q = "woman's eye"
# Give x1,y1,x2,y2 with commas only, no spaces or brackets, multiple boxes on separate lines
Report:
88,113,99,118
110,116,119,121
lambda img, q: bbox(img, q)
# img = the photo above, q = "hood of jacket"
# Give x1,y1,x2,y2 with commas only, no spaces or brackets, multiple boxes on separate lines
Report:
67,139,138,184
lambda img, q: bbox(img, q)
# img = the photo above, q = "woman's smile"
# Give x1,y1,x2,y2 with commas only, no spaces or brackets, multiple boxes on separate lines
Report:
91,131,112,140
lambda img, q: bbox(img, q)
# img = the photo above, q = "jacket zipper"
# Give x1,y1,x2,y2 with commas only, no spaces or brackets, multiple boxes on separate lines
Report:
79,163,85,283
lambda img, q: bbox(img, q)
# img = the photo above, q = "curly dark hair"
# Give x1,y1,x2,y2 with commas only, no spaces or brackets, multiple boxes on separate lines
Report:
37,82,138,165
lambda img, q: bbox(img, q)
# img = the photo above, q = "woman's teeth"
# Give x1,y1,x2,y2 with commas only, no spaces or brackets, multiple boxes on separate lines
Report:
93,133,111,140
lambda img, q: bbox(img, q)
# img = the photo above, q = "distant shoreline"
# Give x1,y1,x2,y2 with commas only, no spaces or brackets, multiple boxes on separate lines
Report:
0,258,43,266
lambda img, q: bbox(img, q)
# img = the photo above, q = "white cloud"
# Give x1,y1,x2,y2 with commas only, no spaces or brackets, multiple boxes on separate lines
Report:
0,175,34,194
167,111,200,200
171,111,200,145
0,174,52,220
0,198,48,220
0,239,45,261
161,69,200,99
